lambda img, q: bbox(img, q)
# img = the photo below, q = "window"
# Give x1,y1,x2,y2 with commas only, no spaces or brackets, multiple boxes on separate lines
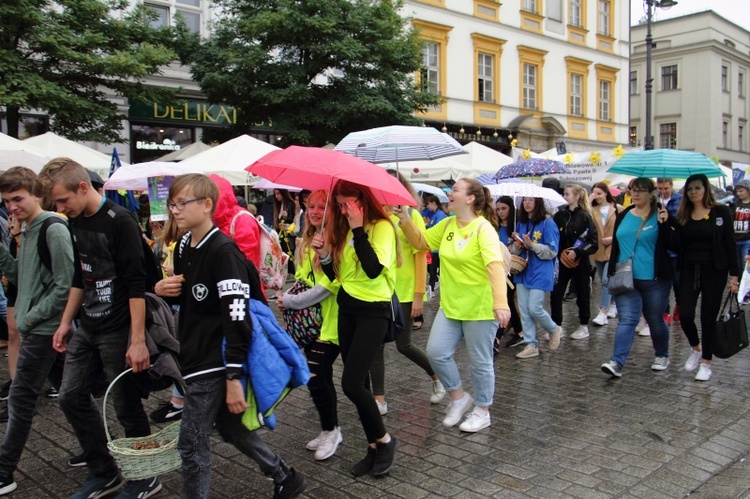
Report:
723,121,729,148
722,65,729,92
659,123,677,149
599,80,610,121
524,0,538,13
175,9,200,33
523,63,537,109
570,73,582,116
176,0,199,5
741,72,746,98
421,43,440,95
570,0,582,27
661,65,678,90
478,53,494,103
630,70,638,95
598,0,610,36
145,3,169,28
740,124,745,151
629,126,637,147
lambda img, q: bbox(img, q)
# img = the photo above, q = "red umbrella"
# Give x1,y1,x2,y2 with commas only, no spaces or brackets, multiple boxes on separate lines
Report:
247,146,418,207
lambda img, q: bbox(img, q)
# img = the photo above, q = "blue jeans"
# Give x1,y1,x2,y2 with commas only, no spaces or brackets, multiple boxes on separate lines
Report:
611,278,671,367
0,334,58,478
516,283,558,348
425,309,497,407
737,239,750,274
178,376,288,499
58,326,150,478
594,260,612,310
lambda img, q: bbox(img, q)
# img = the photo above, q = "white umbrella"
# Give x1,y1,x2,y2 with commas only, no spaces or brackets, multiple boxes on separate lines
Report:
24,132,123,179
252,178,302,192
179,134,280,185
411,182,448,203
334,125,466,164
103,161,203,191
486,182,566,213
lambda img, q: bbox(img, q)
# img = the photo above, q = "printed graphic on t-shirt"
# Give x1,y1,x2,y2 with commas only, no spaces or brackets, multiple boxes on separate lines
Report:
735,206,750,235
75,231,119,320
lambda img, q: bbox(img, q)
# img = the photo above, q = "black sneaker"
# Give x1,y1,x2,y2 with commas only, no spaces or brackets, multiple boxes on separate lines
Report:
370,436,398,476
46,387,59,399
273,468,307,499
69,473,124,499
68,453,88,468
149,401,183,423
0,380,10,401
0,474,17,496
350,447,377,477
506,334,526,348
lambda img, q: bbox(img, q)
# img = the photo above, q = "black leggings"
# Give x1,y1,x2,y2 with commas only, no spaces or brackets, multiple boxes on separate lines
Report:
679,263,727,361
338,311,388,444
496,282,522,338
304,341,341,432
551,260,591,326
428,253,440,290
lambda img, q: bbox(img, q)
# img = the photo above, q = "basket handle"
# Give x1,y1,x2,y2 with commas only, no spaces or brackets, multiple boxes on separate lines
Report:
102,367,134,444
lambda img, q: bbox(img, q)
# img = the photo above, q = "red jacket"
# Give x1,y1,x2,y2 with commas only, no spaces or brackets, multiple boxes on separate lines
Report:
210,174,261,269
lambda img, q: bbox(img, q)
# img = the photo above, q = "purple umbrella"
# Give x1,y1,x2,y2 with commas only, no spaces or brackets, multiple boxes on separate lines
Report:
495,158,570,180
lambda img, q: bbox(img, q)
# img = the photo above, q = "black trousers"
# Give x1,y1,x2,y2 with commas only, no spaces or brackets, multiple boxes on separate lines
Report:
552,259,592,326
679,263,727,361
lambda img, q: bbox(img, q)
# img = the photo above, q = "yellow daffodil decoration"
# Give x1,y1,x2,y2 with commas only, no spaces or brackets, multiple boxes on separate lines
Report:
564,153,574,164
511,139,518,147
589,152,602,163
533,230,542,243
612,144,626,158
522,149,532,159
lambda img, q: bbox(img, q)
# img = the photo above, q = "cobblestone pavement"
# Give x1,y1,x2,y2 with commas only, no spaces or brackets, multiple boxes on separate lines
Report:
4,285,750,498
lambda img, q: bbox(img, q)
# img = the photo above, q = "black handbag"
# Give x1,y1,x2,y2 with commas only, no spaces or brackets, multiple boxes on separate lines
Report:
384,293,404,343
714,292,748,359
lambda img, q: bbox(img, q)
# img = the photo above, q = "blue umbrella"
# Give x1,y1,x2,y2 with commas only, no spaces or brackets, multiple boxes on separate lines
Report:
495,158,571,180
476,173,530,186
607,149,725,179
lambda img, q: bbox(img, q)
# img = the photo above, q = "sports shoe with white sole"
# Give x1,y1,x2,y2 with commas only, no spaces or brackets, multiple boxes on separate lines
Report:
601,360,622,378
442,394,473,427
376,400,388,416
606,304,618,318
430,379,446,404
459,407,491,433
638,326,651,337
592,311,608,326
570,325,589,340
516,344,539,359
0,474,17,496
114,477,161,499
549,326,562,350
314,427,343,461
651,357,670,371
684,349,702,372
69,473,124,499
695,363,712,382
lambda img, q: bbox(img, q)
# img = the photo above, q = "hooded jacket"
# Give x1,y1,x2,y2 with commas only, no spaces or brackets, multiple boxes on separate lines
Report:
210,174,261,269
552,207,599,260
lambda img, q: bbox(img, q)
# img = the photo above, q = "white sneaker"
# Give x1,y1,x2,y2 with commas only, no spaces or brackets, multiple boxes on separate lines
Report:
570,325,589,340
516,344,539,359
430,379,446,404
376,399,388,416
695,363,712,381
306,431,325,451
442,394,473,427
636,317,648,333
459,407,491,433
592,311,609,326
684,349,702,372
314,427,343,461
607,304,618,318
638,326,651,337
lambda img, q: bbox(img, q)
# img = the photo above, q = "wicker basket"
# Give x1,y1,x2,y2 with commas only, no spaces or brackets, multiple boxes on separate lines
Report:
103,368,181,480
509,254,528,275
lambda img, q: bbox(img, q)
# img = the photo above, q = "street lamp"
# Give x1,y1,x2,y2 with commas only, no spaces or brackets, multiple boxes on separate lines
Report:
643,0,677,150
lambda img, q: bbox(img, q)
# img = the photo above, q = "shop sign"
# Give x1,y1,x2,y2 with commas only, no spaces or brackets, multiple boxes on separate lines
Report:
129,101,273,130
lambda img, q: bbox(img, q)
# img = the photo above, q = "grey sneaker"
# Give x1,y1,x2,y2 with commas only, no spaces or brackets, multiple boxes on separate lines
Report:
651,357,670,371
601,360,622,378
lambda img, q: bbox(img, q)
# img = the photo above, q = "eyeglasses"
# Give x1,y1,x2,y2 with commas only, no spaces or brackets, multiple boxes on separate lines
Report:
630,189,650,195
167,197,206,211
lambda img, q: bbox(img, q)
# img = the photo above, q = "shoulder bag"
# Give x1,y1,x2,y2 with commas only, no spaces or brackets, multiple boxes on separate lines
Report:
714,292,748,359
282,255,324,348
607,216,648,296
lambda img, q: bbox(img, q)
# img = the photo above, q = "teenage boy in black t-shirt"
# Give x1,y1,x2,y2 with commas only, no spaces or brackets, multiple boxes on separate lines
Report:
40,158,160,499
155,174,306,499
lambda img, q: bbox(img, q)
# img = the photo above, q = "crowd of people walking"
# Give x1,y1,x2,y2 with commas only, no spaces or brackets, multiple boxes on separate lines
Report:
0,156,745,498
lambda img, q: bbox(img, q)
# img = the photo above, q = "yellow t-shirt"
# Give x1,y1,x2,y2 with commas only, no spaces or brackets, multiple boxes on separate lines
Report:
424,216,503,321
337,220,395,302
295,246,340,344
390,210,426,303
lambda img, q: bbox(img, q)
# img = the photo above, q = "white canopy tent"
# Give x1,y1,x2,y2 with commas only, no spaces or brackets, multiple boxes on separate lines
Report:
157,141,213,162
179,135,280,185
0,133,50,171
24,132,122,179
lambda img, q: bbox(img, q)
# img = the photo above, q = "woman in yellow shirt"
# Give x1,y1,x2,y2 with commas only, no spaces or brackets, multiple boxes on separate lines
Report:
397,178,510,433
314,180,398,477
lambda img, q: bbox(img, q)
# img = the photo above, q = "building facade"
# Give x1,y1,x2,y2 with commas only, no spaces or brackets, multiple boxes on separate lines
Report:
630,11,750,164
404,0,631,153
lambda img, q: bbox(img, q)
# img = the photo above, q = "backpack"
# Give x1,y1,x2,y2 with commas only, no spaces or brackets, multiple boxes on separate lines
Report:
230,211,289,291
38,215,69,272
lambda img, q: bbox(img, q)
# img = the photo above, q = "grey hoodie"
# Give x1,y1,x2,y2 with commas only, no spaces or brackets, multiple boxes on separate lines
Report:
0,212,74,337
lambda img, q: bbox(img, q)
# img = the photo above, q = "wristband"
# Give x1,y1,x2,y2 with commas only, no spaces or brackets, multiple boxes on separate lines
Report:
320,253,332,265
226,371,243,381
